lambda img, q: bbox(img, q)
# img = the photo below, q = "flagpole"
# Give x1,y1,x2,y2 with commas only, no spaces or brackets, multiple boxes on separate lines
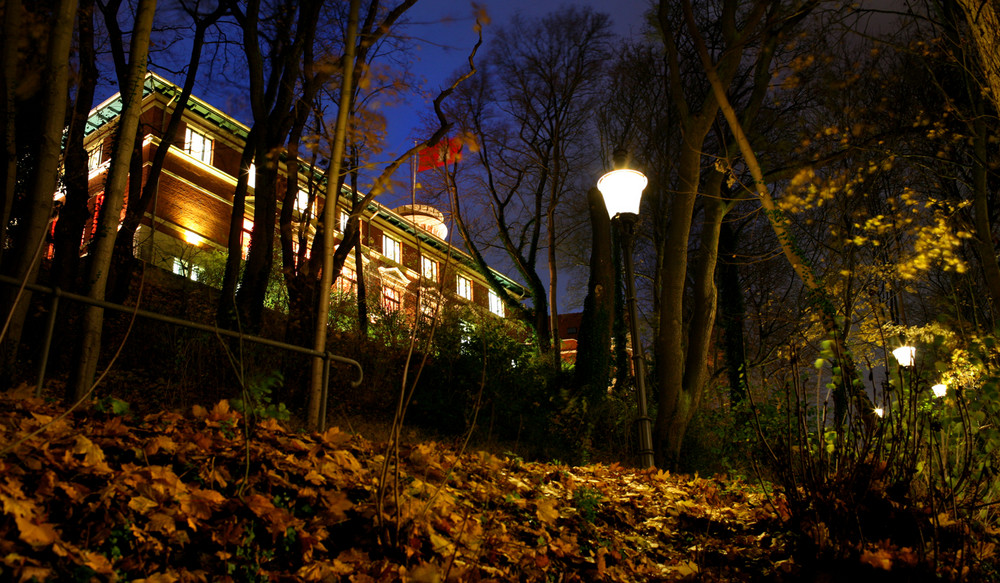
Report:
411,139,417,204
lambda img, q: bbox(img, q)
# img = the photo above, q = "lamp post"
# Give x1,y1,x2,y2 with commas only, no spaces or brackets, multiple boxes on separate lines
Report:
598,151,655,469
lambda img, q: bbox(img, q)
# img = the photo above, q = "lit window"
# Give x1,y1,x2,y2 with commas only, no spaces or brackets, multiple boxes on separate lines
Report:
456,275,472,300
420,291,440,319
337,210,349,233
382,286,401,312
336,267,357,295
184,126,213,164
247,162,256,189
383,235,401,263
422,257,438,281
489,289,504,317
241,218,253,259
295,190,313,215
87,147,102,171
459,320,474,345
172,257,202,281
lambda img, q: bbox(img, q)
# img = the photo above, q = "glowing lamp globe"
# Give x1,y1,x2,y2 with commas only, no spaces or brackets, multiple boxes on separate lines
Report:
932,384,947,398
597,169,648,219
892,345,916,367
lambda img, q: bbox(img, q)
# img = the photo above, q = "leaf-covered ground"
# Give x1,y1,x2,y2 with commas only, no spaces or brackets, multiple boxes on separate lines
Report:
0,390,989,582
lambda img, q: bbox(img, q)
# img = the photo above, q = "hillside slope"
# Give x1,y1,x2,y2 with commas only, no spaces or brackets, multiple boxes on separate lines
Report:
0,390,987,582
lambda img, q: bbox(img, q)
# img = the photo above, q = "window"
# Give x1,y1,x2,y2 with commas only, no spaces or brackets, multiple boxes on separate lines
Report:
456,275,472,300
295,190,313,216
87,147,102,172
337,210,349,233
382,235,401,263
382,286,401,312
172,257,202,281
247,163,256,189
184,126,213,164
422,256,438,281
489,289,504,317
241,218,253,259
336,267,357,295
420,290,441,319
89,193,104,238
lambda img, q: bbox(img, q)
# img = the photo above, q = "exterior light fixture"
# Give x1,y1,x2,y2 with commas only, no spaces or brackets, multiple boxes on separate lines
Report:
892,345,916,367
597,168,648,219
597,150,654,469
932,383,947,398
874,407,885,418
183,229,204,246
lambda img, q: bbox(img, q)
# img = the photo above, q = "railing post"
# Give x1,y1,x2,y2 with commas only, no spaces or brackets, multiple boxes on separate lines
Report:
319,353,332,432
35,288,61,398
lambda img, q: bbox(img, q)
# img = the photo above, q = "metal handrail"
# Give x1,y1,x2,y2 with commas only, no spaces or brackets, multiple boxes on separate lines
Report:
0,273,363,430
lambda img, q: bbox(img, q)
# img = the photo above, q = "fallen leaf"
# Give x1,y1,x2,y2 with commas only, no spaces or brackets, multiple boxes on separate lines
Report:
861,549,893,571
536,499,560,525
15,515,59,548
128,496,159,515
73,435,112,473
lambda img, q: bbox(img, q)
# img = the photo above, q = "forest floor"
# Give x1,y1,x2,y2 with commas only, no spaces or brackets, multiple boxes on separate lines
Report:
0,387,995,582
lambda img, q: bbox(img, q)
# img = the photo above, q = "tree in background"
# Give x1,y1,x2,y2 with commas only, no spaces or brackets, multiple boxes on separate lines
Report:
646,0,818,467
437,6,613,357
0,0,81,384
107,0,230,304
72,0,158,401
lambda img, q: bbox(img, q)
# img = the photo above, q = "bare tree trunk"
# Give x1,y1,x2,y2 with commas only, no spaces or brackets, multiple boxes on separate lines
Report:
547,205,560,369
573,186,615,401
110,4,227,304
71,0,157,401
0,0,22,262
1,0,78,377
959,0,1000,113
308,0,359,429
662,179,724,465
51,0,98,291
652,136,712,468
689,2,873,425
718,218,749,404
217,126,256,326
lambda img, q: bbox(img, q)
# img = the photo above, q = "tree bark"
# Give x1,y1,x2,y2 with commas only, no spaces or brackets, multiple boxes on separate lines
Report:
0,0,22,263
1,0,78,379
110,4,227,304
688,0,873,425
308,0,359,429
51,0,98,292
71,0,156,401
959,0,1000,115
573,186,615,402
718,218,749,404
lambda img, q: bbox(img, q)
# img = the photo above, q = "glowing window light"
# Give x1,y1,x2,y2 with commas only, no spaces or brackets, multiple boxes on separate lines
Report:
874,407,885,418
932,384,947,398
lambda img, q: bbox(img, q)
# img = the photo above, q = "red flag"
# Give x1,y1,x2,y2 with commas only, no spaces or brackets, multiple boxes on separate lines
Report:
417,137,462,171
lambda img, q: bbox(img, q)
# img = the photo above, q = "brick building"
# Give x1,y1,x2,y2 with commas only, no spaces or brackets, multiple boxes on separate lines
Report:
76,73,526,320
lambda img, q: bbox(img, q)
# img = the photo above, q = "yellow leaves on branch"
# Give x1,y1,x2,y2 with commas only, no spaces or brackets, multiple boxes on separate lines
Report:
893,192,972,280
780,166,972,280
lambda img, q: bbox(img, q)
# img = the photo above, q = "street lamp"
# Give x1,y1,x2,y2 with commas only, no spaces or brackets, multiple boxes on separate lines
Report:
892,345,916,368
597,151,655,469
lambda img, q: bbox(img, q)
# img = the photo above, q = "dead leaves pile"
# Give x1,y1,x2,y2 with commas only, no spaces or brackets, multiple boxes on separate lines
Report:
0,392,872,581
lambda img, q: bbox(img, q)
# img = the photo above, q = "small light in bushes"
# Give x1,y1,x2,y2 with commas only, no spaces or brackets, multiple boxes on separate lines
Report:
932,383,947,398
874,407,885,418
892,345,916,367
